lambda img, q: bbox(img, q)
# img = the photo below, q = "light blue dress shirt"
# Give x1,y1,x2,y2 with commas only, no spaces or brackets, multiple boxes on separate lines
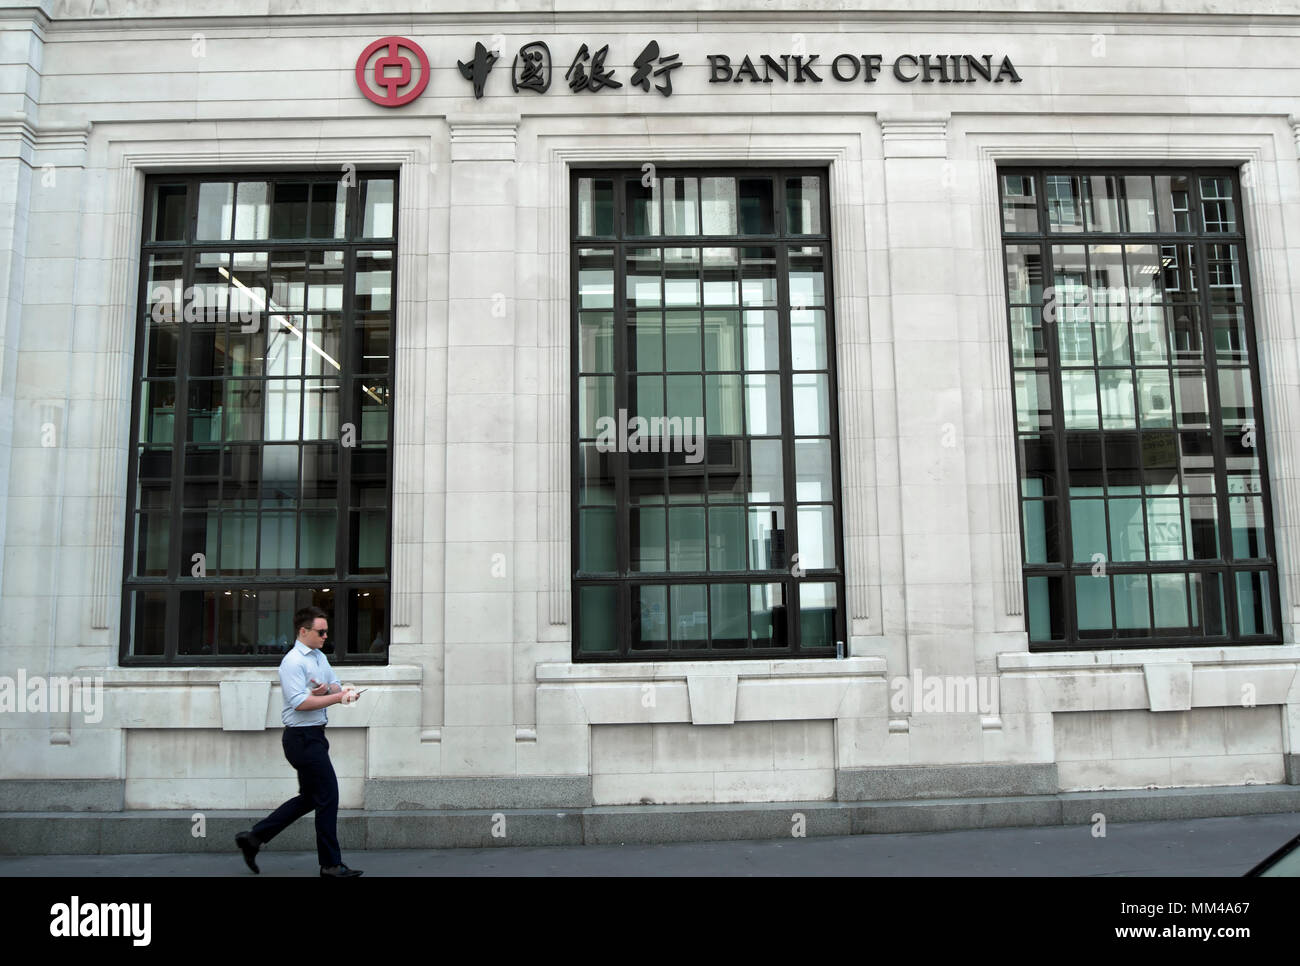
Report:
279,640,342,727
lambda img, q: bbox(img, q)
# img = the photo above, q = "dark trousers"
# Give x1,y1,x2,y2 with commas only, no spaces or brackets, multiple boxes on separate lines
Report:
251,725,342,868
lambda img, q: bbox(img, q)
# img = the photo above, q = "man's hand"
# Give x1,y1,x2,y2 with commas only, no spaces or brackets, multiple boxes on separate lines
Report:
308,679,338,697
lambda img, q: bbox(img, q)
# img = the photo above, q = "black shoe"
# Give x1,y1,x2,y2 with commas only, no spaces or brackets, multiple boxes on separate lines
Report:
235,831,261,874
320,864,363,878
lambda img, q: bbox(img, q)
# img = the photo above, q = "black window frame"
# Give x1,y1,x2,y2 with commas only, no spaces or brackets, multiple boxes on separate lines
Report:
569,165,848,661
1000,164,1282,650
120,170,398,666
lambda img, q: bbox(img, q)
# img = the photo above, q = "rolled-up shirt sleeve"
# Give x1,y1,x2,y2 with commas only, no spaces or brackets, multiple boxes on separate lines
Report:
281,657,311,711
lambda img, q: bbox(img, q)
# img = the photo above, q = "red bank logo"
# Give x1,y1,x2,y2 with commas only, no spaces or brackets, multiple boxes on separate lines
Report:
356,36,430,107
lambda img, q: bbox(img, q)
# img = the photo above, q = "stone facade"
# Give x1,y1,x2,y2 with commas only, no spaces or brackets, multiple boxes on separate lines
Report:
1,0,1299,816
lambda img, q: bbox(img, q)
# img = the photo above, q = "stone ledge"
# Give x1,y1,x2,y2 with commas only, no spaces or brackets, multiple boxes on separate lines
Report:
837,763,1058,800
364,776,593,810
0,779,124,812
2,785,1297,853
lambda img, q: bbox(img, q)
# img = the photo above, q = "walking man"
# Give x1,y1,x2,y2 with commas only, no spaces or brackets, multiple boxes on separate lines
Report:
235,606,363,877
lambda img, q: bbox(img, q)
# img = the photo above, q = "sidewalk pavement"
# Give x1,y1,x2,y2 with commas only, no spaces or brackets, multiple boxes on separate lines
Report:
1,811,1295,876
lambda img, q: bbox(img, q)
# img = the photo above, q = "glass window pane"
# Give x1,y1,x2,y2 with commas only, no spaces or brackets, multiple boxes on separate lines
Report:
150,184,188,242
1235,571,1274,636
1074,574,1112,632
196,182,233,240
1061,371,1098,429
628,449,665,505
1019,434,1056,498
578,178,615,236
1009,306,1047,368
1155,175,1191,233
793,374,830,435
140,382,178,444
748,506,786,569
702,249,740,307
749,440,784,503
665,309,702,370
789,247,825,308
795,439,833,501
666,374,703,424
233,182,270,239
361,178,395,237
1085,175,1120,232
300,511,336,573
709,506,747,570
578,442,616,505
578,375,614,438
1212,304,1249,365
626,178,660,236
743,310,780,370
1200,176,1236,233
356,250,392,313
798,582,837,648
1070,498,1106,564
670,584,708,646
1136,369,1173,428
791,309,828,370
632,584,667,649
577,586,618,652
307,250,345,312
1026,575,1065,641
701,177,737,235
270,182,309,238
631,507,666,571
662,177,699,235
664,247,701,306
579,507,616,572
1022,500,1060,564
710,584,749,648
629,374,664,424
1151,572,1188,629
1016,372,1054,431
626,248,661,308
786,176,822,234
1045,174,1086,233
741,248,777,306
1099,370,1135,428
668,507,706,572
1122,176,1157,233
1113,573,1151,632
134,512,170,577
1146,497,1183,560
579,248,615,310
749,582,788,646
1229,476,1266,559
579,311,614,372
745,373,781,435
1001,174,1039,233
631,311,663,371
1005,244,1045,303
1217,367,1254,429
703,308,741,370
1190,572,1226,635
737,178,774,234
309,182,347,240
705,374,743,435
1206,243,1242,303
797,505,835,570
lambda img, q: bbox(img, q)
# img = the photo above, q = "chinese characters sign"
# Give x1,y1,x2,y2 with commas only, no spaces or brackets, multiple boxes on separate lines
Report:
355,36,1021,107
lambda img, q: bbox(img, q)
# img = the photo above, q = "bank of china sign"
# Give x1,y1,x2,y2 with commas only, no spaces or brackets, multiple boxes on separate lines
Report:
356,36,1023,106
